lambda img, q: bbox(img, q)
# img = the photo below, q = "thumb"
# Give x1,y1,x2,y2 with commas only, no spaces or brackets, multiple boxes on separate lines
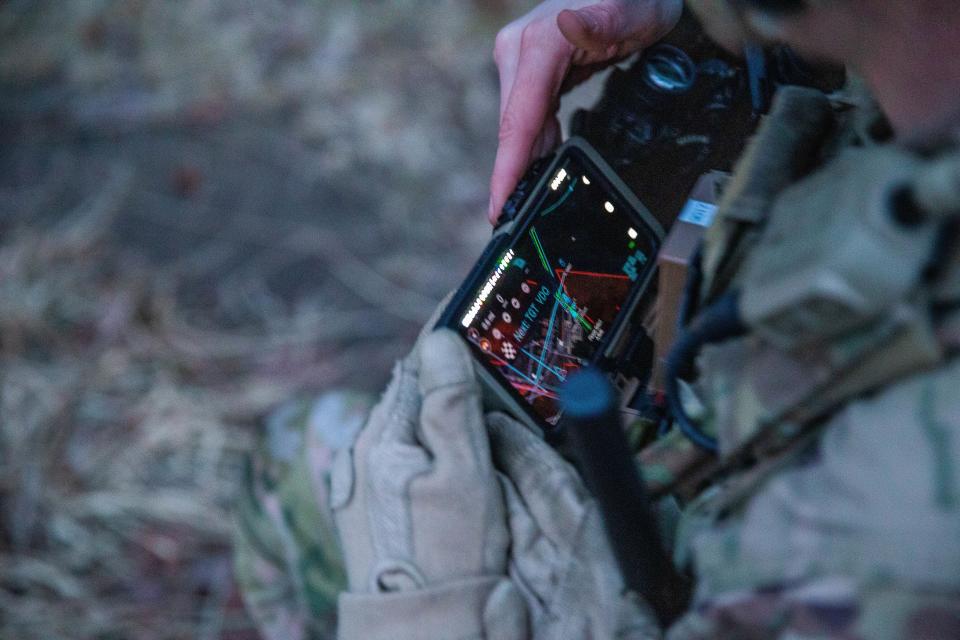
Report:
558,0,676,52
416,329,490,476
487,413,588,549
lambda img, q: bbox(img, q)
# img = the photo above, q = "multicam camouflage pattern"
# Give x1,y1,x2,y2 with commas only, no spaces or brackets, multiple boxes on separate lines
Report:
671,357,960,638
232,78,960,639
667,579,960,640
640,85,960,494
654,76,960,639
232,391,374,640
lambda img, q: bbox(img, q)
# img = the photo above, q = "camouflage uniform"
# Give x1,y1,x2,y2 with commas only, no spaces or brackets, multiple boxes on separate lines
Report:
233,392,373,640
233,73,960,640
652,83,960,638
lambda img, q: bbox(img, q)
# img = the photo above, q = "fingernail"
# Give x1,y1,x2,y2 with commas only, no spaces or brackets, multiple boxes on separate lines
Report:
488,197,497,223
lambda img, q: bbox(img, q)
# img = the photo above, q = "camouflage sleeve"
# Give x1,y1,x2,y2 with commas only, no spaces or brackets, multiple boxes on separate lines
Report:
232,392,374,640
666,578,960,639
667,359,960,639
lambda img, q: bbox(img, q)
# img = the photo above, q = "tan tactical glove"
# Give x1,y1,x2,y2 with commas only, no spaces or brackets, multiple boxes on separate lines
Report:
487,412,662,640
331,329,527,640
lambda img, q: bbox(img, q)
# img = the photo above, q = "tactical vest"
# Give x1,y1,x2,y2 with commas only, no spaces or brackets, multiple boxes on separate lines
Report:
638,83,960,503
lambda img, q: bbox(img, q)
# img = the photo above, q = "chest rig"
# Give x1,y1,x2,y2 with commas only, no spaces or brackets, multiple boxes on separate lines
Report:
641,84,960,500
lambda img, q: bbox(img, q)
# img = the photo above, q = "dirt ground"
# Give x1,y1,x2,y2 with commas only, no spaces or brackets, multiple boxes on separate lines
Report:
0,1,534,637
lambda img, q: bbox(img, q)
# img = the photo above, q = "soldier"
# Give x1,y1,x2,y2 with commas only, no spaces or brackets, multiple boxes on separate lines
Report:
233,1,960,638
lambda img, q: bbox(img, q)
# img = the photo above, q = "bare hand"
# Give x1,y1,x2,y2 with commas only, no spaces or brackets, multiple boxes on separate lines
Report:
488,0,682,224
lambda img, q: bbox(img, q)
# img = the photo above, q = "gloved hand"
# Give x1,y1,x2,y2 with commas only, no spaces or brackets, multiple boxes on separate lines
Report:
487,412,662,639
331,329,527,640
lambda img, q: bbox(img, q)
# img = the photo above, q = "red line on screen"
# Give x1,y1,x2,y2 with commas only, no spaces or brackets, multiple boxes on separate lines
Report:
555,269,630,280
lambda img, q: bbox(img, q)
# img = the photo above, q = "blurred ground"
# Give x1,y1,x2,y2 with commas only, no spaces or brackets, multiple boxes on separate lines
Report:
0,1,533,637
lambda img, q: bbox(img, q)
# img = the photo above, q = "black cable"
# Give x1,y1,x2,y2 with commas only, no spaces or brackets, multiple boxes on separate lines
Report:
678,244,704,332
665,291,747,453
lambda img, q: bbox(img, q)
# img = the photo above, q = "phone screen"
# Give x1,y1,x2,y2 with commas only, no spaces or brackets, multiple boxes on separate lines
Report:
455,149,658,426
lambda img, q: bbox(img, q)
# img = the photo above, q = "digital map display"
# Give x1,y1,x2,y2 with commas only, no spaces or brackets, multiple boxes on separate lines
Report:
458,153,657,425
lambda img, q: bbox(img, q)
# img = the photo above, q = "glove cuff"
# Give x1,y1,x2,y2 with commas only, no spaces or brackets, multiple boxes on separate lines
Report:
337,576,523,640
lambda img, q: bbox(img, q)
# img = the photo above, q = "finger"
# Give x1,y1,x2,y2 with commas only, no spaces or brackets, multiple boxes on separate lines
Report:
372,290,457,448
498,60,518,126
498,472,558,610
486,412,589,550
416,329,491,477
494,25,521,120
498,472,539,557
367,355,421,448
557,6,611,52
488,30,572,224
558,0,678,54
529,115,561,162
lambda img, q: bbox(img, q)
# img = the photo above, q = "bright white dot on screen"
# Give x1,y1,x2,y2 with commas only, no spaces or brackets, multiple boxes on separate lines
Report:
582,176,591,185
628,227,638,239
604,201,614,213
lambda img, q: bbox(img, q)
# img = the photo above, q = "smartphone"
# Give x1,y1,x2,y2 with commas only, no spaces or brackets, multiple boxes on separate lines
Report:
436,137,664,434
